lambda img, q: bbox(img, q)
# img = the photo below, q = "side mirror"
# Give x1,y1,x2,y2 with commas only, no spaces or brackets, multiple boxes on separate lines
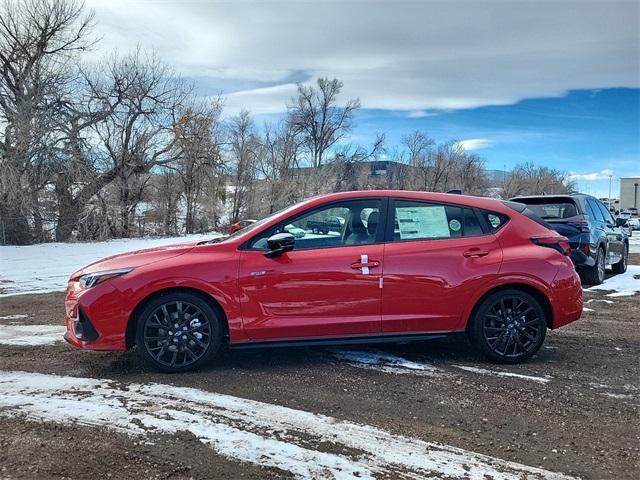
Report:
615,218,628,227
265,232,295,258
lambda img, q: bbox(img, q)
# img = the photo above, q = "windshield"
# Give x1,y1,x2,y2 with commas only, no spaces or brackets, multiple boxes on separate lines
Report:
217,200,310,243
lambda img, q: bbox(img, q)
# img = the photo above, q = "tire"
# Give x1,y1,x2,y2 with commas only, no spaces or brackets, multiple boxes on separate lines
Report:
135,292,222,372
611,243,628,274
468,289,547,364
581,246,606,285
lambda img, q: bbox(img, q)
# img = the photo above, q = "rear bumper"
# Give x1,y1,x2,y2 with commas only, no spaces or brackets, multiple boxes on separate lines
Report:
549,264,583,329
569,249,596,268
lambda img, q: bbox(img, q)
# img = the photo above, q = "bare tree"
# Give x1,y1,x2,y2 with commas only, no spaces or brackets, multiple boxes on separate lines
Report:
501,162,576,198
253,120,301,216
332,133,386,191
0,0,94,243
288,77,360,169
227,110,259,223
87,50,188,237
401,130,435,190
171,99,224,233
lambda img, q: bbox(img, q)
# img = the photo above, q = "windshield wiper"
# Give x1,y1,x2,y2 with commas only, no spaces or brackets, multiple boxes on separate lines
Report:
197,236,228,245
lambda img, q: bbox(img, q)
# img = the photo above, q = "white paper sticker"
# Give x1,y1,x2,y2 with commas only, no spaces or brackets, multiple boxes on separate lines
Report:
396,205,450,239
360,254,369,275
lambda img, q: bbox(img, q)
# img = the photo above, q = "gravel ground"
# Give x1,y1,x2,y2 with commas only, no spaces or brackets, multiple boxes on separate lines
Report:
0,272,638,479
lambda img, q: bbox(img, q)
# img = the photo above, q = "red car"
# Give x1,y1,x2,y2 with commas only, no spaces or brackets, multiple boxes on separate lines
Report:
228,219,257,234
64,191,582,372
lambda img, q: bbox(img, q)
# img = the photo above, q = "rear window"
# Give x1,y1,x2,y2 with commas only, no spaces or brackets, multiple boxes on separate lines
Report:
502,201,549,229
511,198,578,220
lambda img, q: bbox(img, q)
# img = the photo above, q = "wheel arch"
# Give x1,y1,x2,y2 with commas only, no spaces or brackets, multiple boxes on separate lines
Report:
125,286,230,349
465,283,554,331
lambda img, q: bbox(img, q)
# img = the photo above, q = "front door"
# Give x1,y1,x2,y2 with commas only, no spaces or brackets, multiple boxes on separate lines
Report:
381,199,503,333
238,198,386,340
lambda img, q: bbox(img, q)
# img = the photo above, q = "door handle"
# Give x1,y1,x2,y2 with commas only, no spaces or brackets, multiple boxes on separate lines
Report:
463,248,489,258
351,254,380,274
351,260,381,269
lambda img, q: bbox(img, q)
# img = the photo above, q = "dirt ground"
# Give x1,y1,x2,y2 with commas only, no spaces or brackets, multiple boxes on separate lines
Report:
0,273,639,479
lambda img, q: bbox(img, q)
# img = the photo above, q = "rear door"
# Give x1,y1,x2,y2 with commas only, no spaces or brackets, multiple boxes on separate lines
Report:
380,199,502,334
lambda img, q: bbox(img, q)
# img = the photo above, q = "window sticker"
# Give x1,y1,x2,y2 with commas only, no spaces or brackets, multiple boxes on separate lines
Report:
487,214,502,228
396,205,450,239
449,219,462,232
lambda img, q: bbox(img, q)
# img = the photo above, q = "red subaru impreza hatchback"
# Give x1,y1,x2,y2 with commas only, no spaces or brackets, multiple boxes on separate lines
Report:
65,191,582,372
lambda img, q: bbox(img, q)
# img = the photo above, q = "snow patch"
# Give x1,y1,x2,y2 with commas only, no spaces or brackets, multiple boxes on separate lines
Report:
587,265,640,297
329,349,443,376
451,365,552,384
0,234,221,297
0,314,29,321
0,325,66,345
585,299,613,304
0,371,576,480
583,307,595,312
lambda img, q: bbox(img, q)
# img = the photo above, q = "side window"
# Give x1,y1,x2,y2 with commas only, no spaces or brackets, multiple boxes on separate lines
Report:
391,201,483,241
588,199,605,222
481,210,509,232
584,199,598,220
595,200,614,224
248,199,382,250
463,208,484,236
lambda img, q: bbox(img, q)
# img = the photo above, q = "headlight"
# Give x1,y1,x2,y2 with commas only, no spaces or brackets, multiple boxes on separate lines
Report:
78,268,133,289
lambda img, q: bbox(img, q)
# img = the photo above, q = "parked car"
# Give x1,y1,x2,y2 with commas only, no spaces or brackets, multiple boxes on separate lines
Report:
510,194,629,285
65,191,582,372
307,216,344,234
628,217,640,231
284,224,306,238
228,219,257,234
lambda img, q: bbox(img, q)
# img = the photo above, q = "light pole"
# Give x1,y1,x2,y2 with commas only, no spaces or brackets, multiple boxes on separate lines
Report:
608,174,613,210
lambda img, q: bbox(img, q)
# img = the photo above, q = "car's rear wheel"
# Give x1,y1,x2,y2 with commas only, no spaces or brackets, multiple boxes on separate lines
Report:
581,246,606,285
468,290,547,364
611,243,628,274
136,292,222,372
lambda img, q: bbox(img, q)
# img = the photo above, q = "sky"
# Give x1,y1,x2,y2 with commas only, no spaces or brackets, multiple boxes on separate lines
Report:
85,0,639,197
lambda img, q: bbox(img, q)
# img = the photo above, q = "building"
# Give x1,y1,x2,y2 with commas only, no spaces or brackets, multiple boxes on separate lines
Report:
619,177,640,211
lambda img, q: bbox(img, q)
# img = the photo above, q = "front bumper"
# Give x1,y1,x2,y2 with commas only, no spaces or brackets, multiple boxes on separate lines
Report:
64,280,129,351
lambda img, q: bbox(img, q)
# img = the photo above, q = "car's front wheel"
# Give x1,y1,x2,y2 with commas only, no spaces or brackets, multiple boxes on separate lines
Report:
468,289,547,364
136,292,222,372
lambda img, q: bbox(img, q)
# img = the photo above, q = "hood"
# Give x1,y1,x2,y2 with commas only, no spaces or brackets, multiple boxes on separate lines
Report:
71,241,200,279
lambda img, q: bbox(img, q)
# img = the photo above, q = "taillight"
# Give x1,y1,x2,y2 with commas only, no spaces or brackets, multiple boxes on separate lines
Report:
531,235,571,256
582,243,590,255
567,219,591,232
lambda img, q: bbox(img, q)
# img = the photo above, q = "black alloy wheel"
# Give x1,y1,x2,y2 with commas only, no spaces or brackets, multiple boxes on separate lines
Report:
136,292,221,372
469,290,547,363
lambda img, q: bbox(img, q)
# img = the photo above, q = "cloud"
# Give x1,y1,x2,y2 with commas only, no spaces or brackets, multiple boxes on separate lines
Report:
223,83,299,116
85,0,639,114
405,110,439,118
455,139,494,151
567,169,614,181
